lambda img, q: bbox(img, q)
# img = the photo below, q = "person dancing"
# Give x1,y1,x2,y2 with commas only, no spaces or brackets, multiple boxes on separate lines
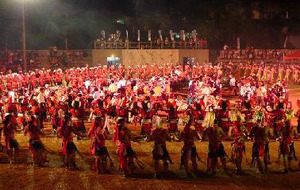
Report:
57,114,83,170
149,117,173,178
113,118,139,177
202,120,226,176
89,116,112,174
24,113,48,166
3,114,19,164
179,120,201,177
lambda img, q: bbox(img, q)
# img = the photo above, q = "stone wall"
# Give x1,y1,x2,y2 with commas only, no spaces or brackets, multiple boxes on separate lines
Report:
178,49,209,64
91,49,210,66
122,49,179,66
91,49,122,67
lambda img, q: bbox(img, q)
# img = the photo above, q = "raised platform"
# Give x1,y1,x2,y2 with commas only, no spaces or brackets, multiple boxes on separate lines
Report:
91,49,209,66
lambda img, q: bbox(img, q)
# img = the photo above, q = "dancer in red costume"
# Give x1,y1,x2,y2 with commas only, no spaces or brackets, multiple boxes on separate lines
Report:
139,100,158,138
202,120,226,175
69,99,86,139
3,114,19,164
217,99,231,136
165,101,183,137
249,121,268,173
190,99,205,136
113,118,139,177
272,107,286,138
179,120,201,177
88,116,112,174
231,135,246,174
24,113,48,166
30,99,43,130
278,120,296,173
48,101,60,135
57,114,83,169
149,117,173,178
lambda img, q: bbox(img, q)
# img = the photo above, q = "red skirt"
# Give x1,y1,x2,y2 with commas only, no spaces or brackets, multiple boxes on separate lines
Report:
220,121,230,131
62,141,77,156
142,123,152,136
194,121,204,132
73,120,86,133
275,121,284,132
168,121,178,132
246,122,254,133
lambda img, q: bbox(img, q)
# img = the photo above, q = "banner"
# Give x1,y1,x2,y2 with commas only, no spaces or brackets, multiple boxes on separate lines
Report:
137,30,140,41
148,30,151,41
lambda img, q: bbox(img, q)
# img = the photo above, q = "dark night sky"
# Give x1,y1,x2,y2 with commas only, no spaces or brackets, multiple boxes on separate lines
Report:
0,0,299,49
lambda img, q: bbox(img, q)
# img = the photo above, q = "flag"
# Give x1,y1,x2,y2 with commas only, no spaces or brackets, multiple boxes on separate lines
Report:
116,30,121,40
126,30,129,41
192,30,197,42
101,30,105,39
148,30,151,41
284,36,288,49
137,30,140,41
180,30,185,41
170,30,174,41
237,37,240,50
158,30,163,41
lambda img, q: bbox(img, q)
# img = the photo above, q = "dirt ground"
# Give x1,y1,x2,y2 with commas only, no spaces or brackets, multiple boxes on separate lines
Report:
0,85,300,190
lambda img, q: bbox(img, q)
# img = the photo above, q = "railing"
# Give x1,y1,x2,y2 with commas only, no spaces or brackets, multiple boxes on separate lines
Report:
93,40,208,49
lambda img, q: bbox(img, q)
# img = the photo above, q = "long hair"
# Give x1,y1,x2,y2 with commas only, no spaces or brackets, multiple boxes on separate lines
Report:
113,118,124,143
142,101,148,111
61,115,71,139
3,115,13,136
195,102,202,110
3,115,12,127
221,100,228,110
28,115,38,132
97,100,104,109
184,118,192,133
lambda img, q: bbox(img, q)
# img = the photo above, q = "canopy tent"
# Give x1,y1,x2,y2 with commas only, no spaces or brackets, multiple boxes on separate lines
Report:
283,50,300,60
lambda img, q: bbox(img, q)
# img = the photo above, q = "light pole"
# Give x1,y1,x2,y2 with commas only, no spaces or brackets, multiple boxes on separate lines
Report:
22,0,27,71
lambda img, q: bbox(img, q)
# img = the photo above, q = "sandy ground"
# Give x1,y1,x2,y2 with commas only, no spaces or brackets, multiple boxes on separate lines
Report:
0,85,299,190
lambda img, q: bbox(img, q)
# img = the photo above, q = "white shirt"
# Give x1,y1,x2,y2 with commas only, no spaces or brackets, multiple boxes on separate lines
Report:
37,93,46,104
109,83,118,93
230,78,236,86
117,79,126,88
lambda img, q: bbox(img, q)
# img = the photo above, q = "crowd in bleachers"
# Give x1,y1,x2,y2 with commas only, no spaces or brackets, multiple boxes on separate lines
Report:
0,48,89,72
49,47,89,68
0,50,41,72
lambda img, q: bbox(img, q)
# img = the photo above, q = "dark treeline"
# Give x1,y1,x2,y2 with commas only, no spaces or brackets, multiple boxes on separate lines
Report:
0,0,299,50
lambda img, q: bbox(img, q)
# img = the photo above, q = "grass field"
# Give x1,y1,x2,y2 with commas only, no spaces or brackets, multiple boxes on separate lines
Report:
0,85,299,190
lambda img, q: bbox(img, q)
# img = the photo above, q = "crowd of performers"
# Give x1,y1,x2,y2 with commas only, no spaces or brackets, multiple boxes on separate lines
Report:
217,62,300,85
0,63,299,178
